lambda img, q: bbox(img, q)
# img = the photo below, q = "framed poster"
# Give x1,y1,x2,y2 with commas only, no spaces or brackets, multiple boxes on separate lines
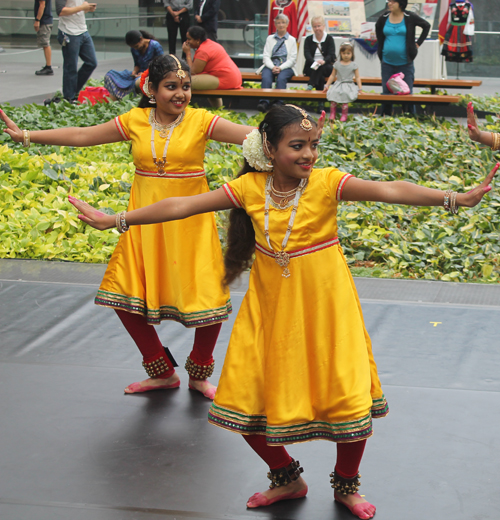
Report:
306,0,366,37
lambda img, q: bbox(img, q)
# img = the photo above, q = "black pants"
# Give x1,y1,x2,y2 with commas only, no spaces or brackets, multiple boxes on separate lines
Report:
303,63,333,90
166,11,190,56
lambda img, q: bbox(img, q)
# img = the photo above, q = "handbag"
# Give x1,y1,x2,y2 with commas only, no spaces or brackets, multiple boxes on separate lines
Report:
386,73,410,95
77,86,111,105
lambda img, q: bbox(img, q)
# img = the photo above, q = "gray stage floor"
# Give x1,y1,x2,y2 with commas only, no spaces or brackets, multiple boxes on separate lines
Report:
1,258,500,520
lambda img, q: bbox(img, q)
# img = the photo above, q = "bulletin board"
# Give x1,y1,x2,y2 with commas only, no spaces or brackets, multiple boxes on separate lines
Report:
306,0,366,37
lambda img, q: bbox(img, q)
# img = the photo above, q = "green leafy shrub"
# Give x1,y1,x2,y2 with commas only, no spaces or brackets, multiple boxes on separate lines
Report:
1,100,499,282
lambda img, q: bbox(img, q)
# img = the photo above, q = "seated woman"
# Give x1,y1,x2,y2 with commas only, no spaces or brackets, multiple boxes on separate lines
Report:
104,30,164,101
303,16,336,92
182,25,242,108
256,13,297,113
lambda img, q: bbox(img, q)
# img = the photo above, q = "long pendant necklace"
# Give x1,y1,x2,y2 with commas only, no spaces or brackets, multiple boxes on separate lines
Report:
264,175,308,277
149,109,184,174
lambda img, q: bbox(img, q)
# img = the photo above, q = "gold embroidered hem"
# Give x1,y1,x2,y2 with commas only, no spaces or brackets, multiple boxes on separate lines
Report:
95,289,232,327
208,398,389,445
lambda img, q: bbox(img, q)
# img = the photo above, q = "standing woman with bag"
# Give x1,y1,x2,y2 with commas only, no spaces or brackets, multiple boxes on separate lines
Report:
375,0,430,116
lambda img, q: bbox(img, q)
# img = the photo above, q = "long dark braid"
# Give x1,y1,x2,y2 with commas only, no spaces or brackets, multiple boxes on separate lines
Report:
223,105,317,285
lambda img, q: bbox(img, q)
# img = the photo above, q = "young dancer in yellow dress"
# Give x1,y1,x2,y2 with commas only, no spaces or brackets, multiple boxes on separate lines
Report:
69,104,497,519
0,54,254,399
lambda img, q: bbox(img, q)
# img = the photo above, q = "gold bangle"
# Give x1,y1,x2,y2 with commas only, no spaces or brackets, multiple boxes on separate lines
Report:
493,132,500,151
22,129,30,148
116,211,129,233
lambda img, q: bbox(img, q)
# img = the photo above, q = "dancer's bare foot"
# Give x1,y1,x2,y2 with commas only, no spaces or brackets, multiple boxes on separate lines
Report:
246,476,308,508
334,491,376,519
188,378,217,399
124,372,180,394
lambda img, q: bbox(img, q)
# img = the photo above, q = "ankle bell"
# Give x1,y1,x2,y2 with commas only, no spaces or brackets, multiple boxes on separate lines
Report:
185,356,215,379
330,470,361,495
267,458,304,489
143,355,171,377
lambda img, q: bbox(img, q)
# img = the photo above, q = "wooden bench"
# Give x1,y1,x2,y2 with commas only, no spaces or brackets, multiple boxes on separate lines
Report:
241,72,481,94
194,87,460,110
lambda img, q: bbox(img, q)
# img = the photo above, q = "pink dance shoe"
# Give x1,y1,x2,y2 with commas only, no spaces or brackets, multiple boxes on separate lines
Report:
188,381,217,400
335,494,376,519
246,485,308,508
124,379,180,394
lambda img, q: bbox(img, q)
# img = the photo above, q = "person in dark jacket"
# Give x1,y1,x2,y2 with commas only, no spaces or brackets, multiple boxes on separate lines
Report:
303,16,336,92
195,0,220,42
375,0,430,116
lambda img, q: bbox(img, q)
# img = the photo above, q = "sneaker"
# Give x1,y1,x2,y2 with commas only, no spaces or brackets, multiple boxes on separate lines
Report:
44,96,61,106
257,101,269,113
306,85,314,90
35,66,54,76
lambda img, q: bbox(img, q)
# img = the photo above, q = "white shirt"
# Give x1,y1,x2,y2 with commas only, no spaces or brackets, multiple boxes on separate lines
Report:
57,0,88,36
312,32,327,62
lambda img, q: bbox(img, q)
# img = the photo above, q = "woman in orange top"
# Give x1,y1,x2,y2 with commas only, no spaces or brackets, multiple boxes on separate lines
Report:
182,25,242,107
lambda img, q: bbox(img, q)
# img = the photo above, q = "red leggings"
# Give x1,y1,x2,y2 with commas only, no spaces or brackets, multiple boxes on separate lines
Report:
243,434,366,477
115,309,221,375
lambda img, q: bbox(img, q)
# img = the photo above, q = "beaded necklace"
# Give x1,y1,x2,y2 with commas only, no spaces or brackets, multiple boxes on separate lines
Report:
264,175,308,277
149,109,184,174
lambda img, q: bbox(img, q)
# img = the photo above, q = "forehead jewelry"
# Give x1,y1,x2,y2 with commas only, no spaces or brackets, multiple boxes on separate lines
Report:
170,54,186,80
286,104,313,132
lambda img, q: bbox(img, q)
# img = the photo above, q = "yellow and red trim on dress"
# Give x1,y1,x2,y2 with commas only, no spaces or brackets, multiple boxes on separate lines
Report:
255,238,340,260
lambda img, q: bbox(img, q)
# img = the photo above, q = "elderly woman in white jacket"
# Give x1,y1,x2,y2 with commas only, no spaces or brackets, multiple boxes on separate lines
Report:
256,13,297,112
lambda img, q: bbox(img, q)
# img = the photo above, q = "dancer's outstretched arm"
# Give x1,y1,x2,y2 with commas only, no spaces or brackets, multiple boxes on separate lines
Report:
0,109,122,147
342,163,498,208
467,102,494,147
70,187,234,230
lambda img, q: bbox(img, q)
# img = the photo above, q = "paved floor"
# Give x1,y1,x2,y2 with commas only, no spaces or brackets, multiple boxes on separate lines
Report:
1,258,500,520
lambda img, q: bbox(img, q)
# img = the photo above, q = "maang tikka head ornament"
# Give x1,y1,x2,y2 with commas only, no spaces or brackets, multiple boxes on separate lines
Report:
286,104,313,131
170,54,186,80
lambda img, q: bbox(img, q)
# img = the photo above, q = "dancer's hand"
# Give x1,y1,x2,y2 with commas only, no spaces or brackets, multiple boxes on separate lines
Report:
467,102,481,142
317,110,326,139
0,109,23,143
69,196,116,230
458,163,499,208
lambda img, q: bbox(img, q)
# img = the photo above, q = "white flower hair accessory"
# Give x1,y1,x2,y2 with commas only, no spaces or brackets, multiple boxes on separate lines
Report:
242,128,273,172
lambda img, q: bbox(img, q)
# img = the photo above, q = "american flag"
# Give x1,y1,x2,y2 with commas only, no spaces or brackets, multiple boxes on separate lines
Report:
297,0,309,40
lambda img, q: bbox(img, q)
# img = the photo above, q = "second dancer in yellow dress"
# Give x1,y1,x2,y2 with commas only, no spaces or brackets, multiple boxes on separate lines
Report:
69,104,497,519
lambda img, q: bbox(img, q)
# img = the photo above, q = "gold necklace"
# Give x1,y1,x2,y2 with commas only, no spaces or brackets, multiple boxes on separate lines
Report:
270,179,302,209
149,109,183,138
149,110,184,174
264,175,308,277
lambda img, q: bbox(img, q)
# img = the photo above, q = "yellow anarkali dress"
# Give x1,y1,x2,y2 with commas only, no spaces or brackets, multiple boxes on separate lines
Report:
95,106,231,326
208,167,388,445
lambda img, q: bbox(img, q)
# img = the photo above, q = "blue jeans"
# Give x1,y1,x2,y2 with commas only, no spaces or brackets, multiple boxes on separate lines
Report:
57,30,98,101
260,66,295,106
381,61,415,116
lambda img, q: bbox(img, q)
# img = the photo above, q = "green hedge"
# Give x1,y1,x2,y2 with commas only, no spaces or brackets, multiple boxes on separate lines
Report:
1,99,499,282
